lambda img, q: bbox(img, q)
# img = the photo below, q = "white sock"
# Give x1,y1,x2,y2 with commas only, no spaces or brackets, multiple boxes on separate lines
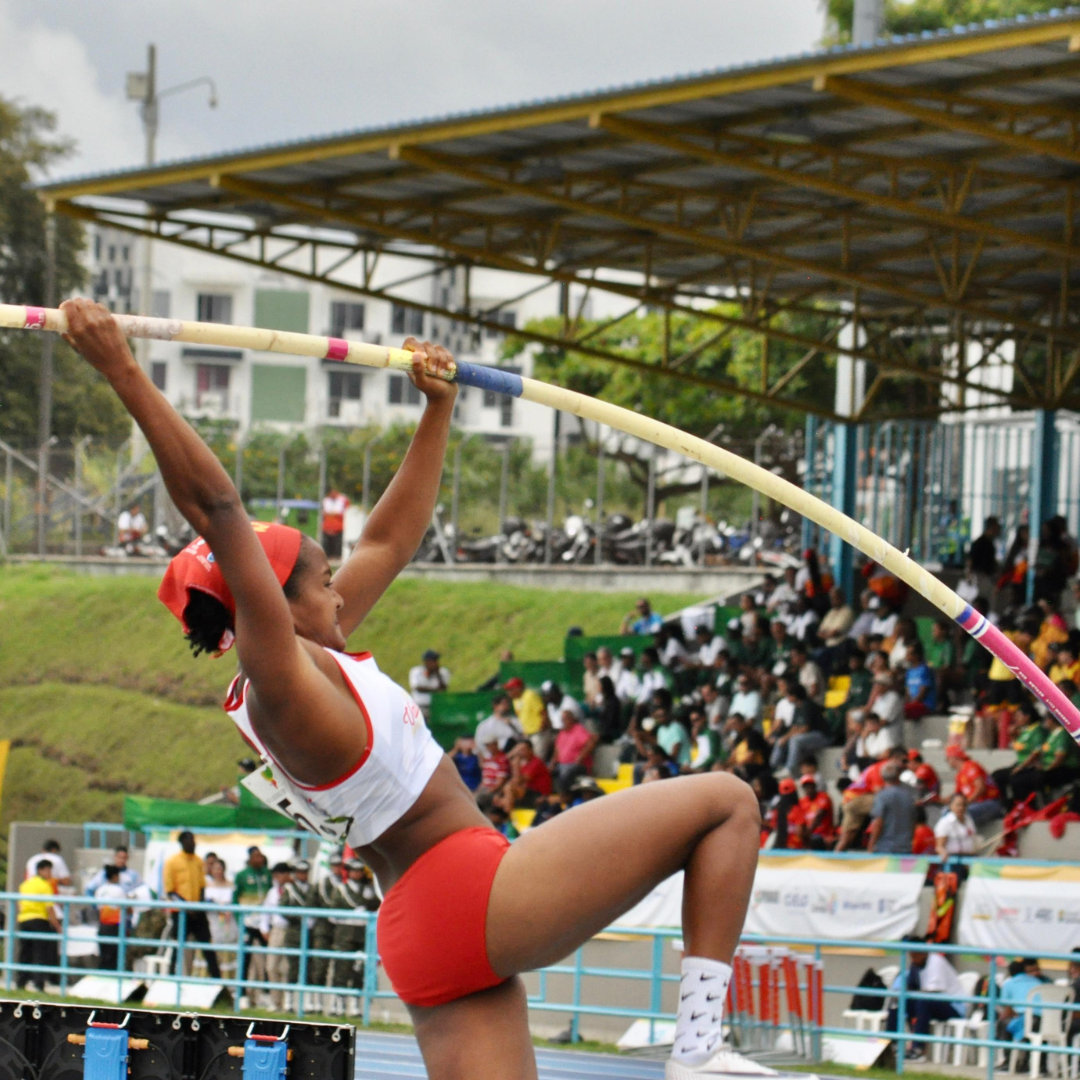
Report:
671,956,732,1066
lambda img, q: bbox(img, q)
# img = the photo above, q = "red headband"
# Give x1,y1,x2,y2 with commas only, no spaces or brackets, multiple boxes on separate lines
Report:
157,521,303,652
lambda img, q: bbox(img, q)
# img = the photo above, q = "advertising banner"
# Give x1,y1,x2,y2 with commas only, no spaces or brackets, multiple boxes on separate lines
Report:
616,854,928,939
957,862,1080,953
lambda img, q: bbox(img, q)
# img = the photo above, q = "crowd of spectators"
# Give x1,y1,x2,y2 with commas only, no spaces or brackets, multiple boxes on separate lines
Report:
443,521,1080,855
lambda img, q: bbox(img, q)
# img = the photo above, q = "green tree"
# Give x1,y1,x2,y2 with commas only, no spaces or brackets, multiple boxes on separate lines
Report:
0,97,128,448
822,0,1061,42
500,304,836,501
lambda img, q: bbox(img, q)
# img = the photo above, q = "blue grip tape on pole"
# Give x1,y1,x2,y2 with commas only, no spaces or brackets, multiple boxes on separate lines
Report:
455,361,524,397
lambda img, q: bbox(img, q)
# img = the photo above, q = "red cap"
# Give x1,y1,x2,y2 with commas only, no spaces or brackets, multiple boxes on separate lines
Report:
907,748,921,761
157,521,303,652
945,744,968,761
778,778,797,795
914,763,937,785
502,677,525,692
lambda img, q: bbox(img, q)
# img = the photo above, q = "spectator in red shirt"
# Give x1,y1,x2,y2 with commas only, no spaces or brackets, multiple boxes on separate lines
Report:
797,776,836,849
771,777,808,849
507,741,553,807
911,807,937,855
945,745,1004,825
552,710,598,795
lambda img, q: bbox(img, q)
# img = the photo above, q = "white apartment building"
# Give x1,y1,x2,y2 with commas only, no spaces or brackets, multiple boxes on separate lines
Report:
88,226,613,456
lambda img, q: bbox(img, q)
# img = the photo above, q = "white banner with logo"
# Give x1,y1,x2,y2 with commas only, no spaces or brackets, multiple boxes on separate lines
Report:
616,854,928,940
958,863,1080,954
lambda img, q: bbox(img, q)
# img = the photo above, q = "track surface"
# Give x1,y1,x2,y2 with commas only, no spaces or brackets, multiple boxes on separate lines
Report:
354,1030,667,1078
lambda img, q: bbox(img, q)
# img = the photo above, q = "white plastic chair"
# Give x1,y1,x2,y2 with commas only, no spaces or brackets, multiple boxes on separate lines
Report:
940,971,988,1065
842,964,900,1032
1028,985,1074,1079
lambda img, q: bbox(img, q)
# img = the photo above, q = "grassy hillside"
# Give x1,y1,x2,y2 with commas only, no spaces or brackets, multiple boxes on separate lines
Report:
0,565,705,836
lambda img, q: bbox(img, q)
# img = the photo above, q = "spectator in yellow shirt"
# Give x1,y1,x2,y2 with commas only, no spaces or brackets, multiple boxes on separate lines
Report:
504,677,549,749
162,831,220,980
1049,642,1080,686
17,859,60,989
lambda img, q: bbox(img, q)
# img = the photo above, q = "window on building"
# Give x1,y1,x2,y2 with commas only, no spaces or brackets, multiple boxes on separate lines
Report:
254,289,309,333
330,301,365,337
195,363,230,407
387,374,421,405
500,397,514,428
108,245,116,262
93,235,101,261
121,246,130,262
327,370,361,418
153,290,171,319
151,362,167,391
196,293,234,324
391,304,424,337
484,309,517,339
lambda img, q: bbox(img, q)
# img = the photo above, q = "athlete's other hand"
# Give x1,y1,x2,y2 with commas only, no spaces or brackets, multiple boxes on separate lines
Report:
403,338,458,407
61,298,138,379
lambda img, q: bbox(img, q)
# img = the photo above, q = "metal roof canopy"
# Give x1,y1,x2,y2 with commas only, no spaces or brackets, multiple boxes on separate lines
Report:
40,9,1080,423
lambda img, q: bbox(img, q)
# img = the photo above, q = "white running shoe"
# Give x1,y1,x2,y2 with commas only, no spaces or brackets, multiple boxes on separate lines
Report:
665,1046,780,1078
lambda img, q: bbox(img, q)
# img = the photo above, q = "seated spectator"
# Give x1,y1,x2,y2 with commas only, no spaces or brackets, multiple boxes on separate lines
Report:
621,597,662,635
687,708,724,772
887,618,919,670
867,761,916,853
450,735,482,791
945,745,1003,825
615,646,642,705
986,617,1037,707
506,740,552,807
633,648,672,714
869,598,899,641
997,957,1049,1045
713,650,739,707
478,736,511,794
887,939,966,1062
767,567,799,614
655,624,690,672
994,705,1080,805
1031,599,1069,670
911,806,937,855
835,746,907,850
652,702,691,768
905,749,941,805
700,680,727,730
788,596,821,645
541,680,583,734
408,649,450,717
934,792,978,858
474,693,523,753
927,620,960,708
552,708,598,793
504,676,549,756
772,684,828,774
692,623,727,670
594,675,624,743
790,643,825,704
738,593,759,636
767,619,796,676
903,641,938,719
1048,640,1080,686
847,589,877,643
797,775,836,849
725,712,769,782
769,674,796,744
639,739,680,783
818,586,854,646
841,713,896,775
729,672,762,725
769,777,807,849
477,793,519,839
596,645,620,684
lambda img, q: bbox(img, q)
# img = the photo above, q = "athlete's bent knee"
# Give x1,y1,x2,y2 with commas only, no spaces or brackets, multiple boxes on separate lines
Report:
703,771,761,829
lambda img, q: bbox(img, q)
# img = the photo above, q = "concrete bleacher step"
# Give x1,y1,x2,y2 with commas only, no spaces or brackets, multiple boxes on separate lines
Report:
904,714,953,746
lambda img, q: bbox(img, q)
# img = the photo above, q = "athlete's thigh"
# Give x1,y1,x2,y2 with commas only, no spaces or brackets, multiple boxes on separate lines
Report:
409,977,537,1080
487,772,755,974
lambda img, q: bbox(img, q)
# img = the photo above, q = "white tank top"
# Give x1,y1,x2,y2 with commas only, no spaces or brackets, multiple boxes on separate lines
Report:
225,648,445,848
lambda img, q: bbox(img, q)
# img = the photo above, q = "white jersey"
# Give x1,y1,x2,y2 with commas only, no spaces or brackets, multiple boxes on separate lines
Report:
226,648,444,848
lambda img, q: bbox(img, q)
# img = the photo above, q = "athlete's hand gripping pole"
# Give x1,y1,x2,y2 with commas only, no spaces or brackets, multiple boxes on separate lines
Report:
6,300,1078,740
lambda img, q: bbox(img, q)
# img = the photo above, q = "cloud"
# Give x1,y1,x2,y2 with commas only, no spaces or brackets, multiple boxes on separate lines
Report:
4,0,823,179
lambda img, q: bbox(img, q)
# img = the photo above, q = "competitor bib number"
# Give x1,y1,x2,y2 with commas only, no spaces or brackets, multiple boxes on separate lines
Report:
242,765,354,842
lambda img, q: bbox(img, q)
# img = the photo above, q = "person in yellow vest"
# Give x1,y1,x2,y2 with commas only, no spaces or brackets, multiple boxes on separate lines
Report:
163,831,221,979
17,858,61,990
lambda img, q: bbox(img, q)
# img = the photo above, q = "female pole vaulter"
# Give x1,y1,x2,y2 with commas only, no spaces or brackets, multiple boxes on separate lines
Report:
62,297,763,1080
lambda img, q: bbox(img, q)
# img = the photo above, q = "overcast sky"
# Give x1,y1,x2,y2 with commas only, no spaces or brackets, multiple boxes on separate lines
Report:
1,0,825,181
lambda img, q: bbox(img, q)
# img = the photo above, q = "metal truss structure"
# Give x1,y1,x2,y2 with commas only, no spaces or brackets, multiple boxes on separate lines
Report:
40,10,1080,424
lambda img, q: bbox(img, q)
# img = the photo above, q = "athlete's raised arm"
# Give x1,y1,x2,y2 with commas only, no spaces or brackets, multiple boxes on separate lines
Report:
61,300,325,700
333,337,457,637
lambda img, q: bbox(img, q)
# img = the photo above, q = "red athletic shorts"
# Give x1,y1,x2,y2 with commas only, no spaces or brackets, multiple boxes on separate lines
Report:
377,826,511,1008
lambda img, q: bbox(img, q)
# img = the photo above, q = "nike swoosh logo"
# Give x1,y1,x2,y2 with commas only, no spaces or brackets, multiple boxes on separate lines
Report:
681,991,693,1001
691,1011,706,1021
706,993,722,1001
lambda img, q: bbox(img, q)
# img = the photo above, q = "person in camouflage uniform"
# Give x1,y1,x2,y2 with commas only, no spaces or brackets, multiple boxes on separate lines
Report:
279,859,314,990
331,858,381,992
307,853,343,990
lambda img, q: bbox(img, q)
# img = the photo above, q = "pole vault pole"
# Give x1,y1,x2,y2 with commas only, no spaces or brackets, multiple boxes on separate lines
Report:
4,301,1078,738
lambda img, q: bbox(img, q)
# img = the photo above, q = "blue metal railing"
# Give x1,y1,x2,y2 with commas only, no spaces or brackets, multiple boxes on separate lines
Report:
3,889,1079,1077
